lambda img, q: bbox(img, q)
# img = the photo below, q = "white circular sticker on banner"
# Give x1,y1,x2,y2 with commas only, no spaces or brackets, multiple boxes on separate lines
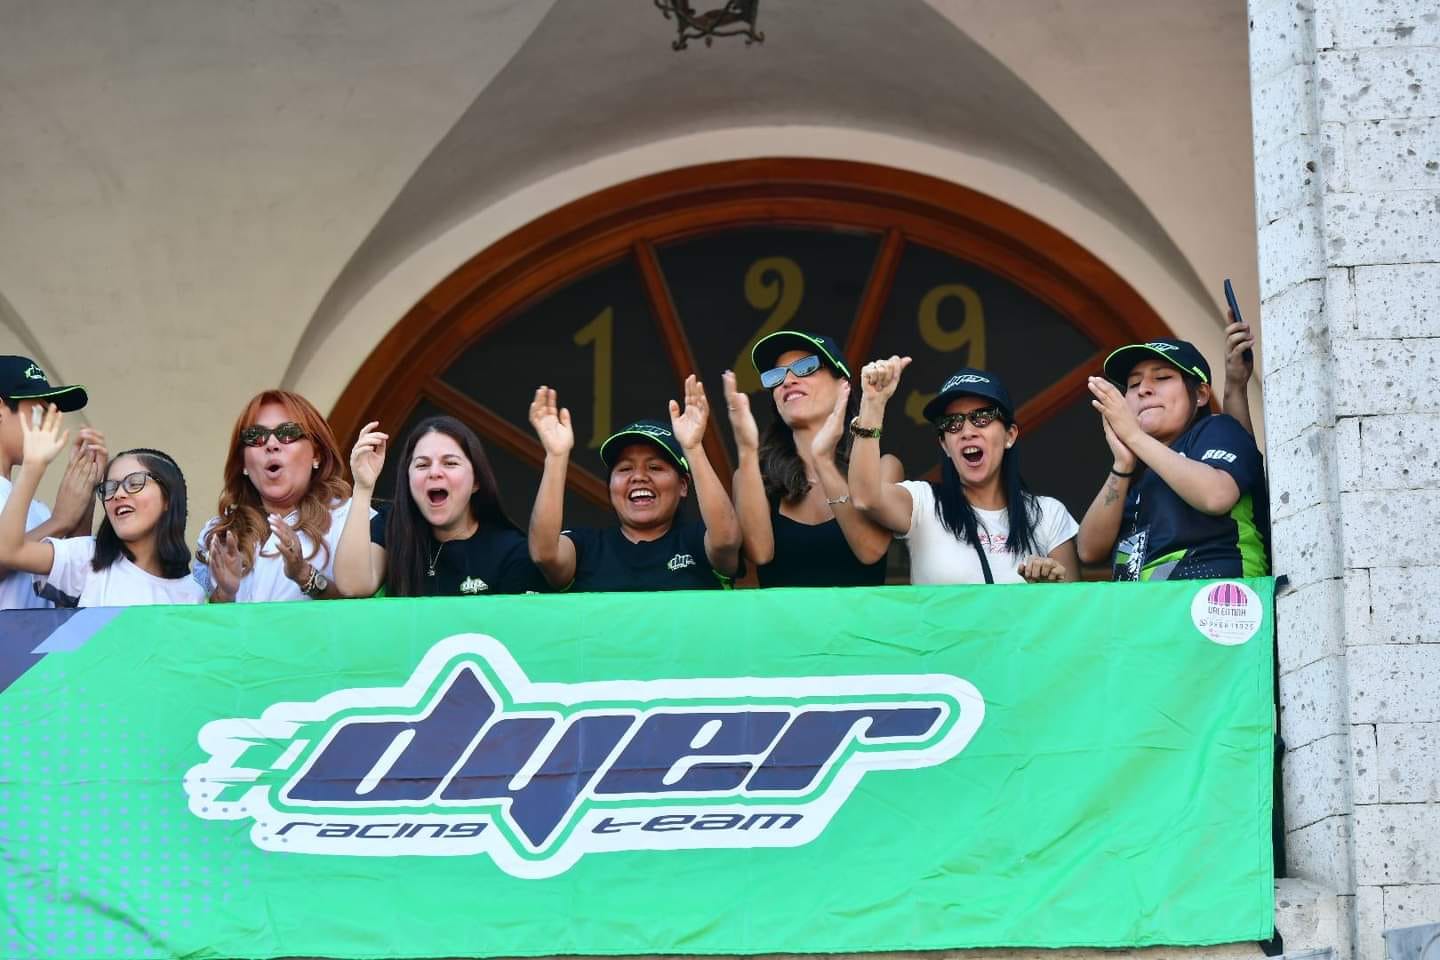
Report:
1190,581,1263,645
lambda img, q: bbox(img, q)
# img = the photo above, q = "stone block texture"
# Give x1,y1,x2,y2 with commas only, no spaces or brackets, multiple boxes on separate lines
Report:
1252,2,1440,958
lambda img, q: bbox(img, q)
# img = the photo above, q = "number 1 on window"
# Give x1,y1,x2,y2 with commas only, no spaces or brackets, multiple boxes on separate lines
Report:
574,306,614,449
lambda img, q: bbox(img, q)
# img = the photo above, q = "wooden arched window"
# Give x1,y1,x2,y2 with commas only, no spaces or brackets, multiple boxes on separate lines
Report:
331,159,1169,552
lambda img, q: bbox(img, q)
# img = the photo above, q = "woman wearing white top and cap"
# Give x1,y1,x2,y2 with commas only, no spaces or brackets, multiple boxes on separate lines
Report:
848,357,1079,585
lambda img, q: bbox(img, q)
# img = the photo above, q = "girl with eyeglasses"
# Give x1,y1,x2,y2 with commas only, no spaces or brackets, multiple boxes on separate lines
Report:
335,415,546,598
721,331,896,587
196,390,357,602
848,359,1080,585
0,405,204,606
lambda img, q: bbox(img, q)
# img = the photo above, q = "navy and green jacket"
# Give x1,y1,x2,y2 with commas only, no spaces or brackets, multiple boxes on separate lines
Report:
1113,413,1270,581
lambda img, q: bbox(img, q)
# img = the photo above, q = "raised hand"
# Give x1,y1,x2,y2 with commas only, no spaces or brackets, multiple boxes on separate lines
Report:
811,379,851,462
1087,376,1143,450
669,374,710,450
269,514,308,583
722,370,759,452
860,356,912,404
207,529,247,598
52,430,107,529
528,386,574,457
349,420,388,491
19,404,68,467
1018,555,1067,583
1224,314,1255,388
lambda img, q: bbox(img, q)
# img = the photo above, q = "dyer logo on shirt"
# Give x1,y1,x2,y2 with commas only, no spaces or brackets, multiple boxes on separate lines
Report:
666,553,695,572
186,634,983,878
459,576,489,595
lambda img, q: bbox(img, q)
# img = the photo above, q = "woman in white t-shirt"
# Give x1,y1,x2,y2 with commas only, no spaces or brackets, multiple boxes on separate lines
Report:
848,359,1080,585
0,406,204,606
195,390,356,603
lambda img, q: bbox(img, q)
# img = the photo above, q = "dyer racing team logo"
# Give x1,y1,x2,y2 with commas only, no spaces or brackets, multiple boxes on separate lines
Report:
186,635,984,878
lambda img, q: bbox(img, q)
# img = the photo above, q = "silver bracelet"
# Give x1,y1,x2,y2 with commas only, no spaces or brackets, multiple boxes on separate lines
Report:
826,494,850,506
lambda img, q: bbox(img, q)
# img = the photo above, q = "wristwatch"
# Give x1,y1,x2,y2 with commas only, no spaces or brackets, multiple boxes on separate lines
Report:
301,566,330,598
848,416,882,439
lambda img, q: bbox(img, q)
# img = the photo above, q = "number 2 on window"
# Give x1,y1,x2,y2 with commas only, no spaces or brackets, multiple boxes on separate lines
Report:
733,257,804,393
573,306,613,448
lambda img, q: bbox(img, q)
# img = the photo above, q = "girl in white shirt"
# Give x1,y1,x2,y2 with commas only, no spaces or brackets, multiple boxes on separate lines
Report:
848,360,1080,585
0,406,204,607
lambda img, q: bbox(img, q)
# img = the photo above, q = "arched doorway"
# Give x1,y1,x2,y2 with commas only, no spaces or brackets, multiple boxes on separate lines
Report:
331,158,1170,555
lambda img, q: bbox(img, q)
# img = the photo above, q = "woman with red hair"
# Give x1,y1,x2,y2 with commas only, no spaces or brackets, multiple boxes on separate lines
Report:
196,390,356,602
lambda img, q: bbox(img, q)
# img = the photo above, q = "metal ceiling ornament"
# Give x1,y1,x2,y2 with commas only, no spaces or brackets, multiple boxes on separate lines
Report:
653,0,764,50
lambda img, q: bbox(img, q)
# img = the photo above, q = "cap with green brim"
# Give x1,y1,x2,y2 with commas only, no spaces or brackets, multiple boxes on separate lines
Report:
0,356,88,412
1103,339,1211,388
599,419,690,474
750,330,852,380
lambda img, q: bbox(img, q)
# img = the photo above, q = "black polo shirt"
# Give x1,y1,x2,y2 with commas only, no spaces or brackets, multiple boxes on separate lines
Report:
371,506,547,597
564,522,734,593
1113,413,1271,581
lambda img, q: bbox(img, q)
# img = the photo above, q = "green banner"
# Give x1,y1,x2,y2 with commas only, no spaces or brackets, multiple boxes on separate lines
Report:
0,578,1274,959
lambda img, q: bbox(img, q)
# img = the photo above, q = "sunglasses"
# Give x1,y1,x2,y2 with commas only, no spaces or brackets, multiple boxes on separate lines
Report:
96,470,158,502
240,421,306,447
935,406,1003,433
760,354,822,390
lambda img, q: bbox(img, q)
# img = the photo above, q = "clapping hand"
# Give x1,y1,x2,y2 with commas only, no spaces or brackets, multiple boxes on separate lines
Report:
811,379,852,462
721,370,759,453
269,514,308,584
207,529,247,599
529,386,574,457
350,421,388,491
52,428,108,530
669,374,710,451
1087,377,1143,454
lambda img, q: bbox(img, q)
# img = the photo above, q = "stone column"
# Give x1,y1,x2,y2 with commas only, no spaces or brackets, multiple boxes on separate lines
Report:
1249,1,1440,957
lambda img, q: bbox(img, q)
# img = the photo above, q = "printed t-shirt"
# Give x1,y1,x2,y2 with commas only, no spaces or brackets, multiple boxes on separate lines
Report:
370,506,545,597
898,481,1079,585
194,499,367,602
565,522,733,592
757,507,888,588
0,475,53,610
1113,413,1271,581
41,536,206,607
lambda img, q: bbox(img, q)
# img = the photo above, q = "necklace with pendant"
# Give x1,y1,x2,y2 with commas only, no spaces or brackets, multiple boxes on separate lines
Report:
426,539,446,577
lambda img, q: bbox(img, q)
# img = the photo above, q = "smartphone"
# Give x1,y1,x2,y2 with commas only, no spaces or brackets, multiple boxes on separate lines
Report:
31,405,42,428
1223,278,1254,364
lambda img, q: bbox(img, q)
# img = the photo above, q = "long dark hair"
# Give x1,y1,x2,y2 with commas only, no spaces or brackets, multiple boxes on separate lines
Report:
93,448,193,578
384,416,517,597
759,379,862,503
931,418,1040,558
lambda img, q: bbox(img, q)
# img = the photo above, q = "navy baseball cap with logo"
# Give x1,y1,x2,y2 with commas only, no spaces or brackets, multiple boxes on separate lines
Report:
750,330,853,381
1103,339,1211,388
921,368,1014,423
599,419,690,474
0,356,88,412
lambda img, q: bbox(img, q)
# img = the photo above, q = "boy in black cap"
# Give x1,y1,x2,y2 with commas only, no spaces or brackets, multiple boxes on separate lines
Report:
1077,339,1269,581
0,356,106,609
526,375,742,591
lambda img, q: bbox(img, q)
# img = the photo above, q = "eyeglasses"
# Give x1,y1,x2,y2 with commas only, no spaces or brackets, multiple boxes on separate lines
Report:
935,406,1003,433
760,354,822,390
96,471,157,502
239,421,306,447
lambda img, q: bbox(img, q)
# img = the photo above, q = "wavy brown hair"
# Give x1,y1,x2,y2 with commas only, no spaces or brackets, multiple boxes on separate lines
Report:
204,390,350,568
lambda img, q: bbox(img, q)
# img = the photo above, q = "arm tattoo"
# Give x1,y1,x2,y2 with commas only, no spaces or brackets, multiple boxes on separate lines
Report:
1102,477,1122,507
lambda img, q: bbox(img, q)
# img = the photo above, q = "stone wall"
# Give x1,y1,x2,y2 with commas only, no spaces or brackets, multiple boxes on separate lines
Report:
1249,0,1440,956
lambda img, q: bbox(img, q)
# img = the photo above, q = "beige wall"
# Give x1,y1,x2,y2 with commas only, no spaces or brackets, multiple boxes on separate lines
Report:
0,0,1259,545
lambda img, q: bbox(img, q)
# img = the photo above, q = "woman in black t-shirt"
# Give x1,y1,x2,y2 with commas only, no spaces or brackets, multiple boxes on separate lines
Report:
721,331,899,587
334,415,545,597
527,376,742,592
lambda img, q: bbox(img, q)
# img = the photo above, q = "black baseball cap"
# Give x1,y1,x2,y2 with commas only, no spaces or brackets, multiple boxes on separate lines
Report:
921,368,1014,423
599,420,690,474
750,331,852,380
0,356,88,412
1103,339,1211,388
